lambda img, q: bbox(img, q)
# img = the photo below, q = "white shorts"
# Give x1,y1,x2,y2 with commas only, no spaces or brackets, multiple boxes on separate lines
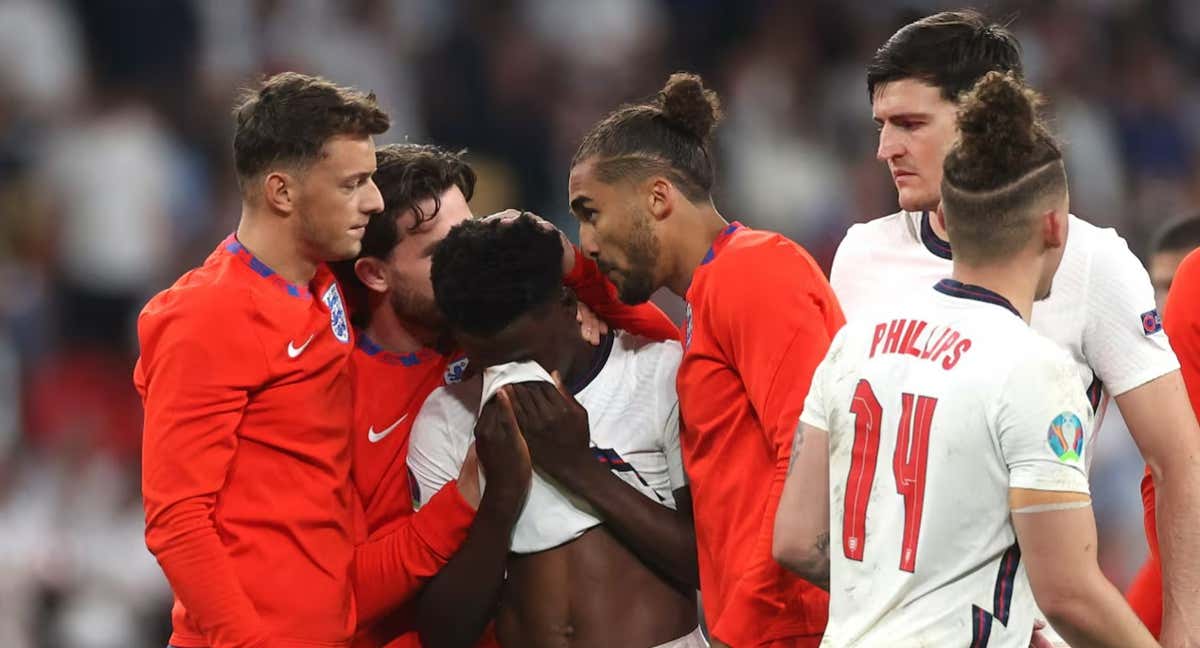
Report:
652,626,708,648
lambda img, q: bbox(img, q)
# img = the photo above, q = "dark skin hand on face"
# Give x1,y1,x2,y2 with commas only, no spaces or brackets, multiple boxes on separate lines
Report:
416,398,531,648
492,377,699,648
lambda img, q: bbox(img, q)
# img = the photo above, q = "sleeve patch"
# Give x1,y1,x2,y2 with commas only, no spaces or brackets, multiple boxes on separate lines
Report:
1141,309,1163,335
1048,412,1085,462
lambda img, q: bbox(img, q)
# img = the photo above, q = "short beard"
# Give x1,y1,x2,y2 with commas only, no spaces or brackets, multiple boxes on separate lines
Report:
616,214,659,305
389,285,445,339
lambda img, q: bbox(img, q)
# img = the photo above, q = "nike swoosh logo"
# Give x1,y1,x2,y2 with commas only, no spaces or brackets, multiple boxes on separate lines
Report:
287,334,315,358
368,414,409,443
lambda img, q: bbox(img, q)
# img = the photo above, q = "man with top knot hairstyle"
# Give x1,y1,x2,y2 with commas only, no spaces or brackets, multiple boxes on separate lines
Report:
568,72,843,647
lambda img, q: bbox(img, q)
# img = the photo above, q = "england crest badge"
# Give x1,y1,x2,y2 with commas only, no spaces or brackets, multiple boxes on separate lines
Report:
323,284,350,343
443,356,470,385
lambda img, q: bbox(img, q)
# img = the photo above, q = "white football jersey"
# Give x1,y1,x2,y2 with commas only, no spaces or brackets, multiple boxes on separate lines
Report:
801,282,1093,647
830,210,1179,438
407,332,687,553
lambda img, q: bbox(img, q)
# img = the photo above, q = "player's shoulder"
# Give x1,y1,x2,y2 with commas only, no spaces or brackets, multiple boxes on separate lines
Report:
1003,328,1078,385
712,226,827,292
1063,213,1141,266
816,319,869,372
843,210,914,243
719,226,809,265
611,330,683,394
1066,213,1122,244
613,330,683,365
413,374,482,435
839,210,917,253
1062,214,1154,311
139,259,257,341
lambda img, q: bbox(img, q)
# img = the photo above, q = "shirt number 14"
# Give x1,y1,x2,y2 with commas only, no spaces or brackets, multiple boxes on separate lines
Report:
843,379,938,573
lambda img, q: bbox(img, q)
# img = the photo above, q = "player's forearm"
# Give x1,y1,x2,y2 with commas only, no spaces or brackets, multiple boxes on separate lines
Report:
773,528,830,590
560,463,699,589
416,492,520,648
564,249,678,340
1151,454,1200,643
354,486,474,626
1118,372,1200,642
773,421,830,588
1037,572,1159,648
146,505,270,648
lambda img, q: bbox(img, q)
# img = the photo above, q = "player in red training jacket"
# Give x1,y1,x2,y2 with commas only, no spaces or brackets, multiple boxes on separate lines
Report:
566,72,843,647
333,143,680,648
135,73,390,648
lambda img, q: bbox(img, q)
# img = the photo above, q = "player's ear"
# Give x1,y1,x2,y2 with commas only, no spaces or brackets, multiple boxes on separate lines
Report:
1041,207,1067,251
354,256,389,294
262,170,297,215
647,177,674,222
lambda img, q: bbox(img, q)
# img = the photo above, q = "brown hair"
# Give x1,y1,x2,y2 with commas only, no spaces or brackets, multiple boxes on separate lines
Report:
358,143,477,260
330,143,477,328
572,72,723,201
867,10,1022,103
941,71,1066,263
232,72,390,191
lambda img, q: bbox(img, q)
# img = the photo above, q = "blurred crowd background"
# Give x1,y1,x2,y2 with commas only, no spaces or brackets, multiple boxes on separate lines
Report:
1,1,1197,646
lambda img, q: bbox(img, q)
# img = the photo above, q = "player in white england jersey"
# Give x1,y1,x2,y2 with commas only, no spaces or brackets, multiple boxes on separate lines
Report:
773,72,1158,648
407,215,703,648
826,10,1200,641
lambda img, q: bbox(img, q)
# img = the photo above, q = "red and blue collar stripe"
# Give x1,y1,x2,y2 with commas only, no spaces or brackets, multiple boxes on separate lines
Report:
222,234,311,299
355,330,439,367
933,279,1021,319
699,222,745,265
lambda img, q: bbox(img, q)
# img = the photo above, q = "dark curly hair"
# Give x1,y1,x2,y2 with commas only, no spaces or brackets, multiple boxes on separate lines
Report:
940,71,1066,263
572,72,723,202
359,143,477,260
867,10,1022,103
232,72,389,191
431,215,564,337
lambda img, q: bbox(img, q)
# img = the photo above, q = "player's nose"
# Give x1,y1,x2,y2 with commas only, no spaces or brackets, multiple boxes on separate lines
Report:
877,125,904,162
578,223,600,260
363,178,385,214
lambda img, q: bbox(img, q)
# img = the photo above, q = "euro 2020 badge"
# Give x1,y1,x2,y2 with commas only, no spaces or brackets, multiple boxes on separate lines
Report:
1048,412,1084,462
